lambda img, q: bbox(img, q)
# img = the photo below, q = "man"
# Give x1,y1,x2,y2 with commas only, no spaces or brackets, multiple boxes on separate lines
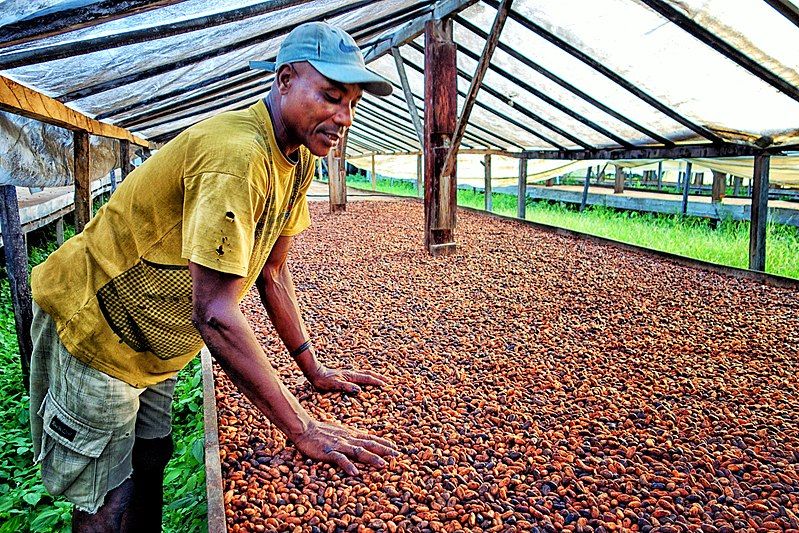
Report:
29,21,397,532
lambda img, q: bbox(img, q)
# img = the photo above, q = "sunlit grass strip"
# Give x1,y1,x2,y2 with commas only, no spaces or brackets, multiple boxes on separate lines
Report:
346,175,799,280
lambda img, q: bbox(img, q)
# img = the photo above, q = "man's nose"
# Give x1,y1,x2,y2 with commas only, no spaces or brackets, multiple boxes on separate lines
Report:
334,103,354,128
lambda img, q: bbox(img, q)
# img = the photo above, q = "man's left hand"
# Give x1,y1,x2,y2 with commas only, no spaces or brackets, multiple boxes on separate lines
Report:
308,366,388,394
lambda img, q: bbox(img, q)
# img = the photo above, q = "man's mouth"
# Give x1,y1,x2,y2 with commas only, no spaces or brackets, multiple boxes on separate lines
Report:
321,131,341,147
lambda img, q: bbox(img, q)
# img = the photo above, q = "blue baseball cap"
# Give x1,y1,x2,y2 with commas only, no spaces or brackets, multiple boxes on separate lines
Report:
250,22,392,97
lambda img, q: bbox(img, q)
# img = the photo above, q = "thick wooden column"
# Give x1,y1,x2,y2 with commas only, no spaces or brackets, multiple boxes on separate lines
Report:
681,161,692,215
614,165,625,194
73,130,91,233
580,166,593,212
371,153,376,191
424,18,457,256
0,185,32,391
328,131,348,213
483,154,492,212
711,170,726,203
120,139,133,180
517,157,528,219
749,154,770,271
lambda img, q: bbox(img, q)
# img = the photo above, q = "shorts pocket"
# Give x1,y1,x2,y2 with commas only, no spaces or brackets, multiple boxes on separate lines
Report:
38,392,113,499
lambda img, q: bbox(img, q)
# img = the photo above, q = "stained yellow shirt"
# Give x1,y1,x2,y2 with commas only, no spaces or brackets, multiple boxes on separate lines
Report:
31,100,315,387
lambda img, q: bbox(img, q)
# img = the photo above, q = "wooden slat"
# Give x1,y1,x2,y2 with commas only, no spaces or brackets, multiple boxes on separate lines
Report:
0,76,148,146
391,48,425,148
120,140,134,179
521,143,761,160
200,348,228,533
74,131,92,233
0,186,32,391
749,154,770,271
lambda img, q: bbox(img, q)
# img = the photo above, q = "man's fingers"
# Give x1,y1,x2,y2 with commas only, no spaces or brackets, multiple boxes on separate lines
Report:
344,444,386,467
343,370,387,388
350,431,398,452
326,450,359,476
351,437,398,458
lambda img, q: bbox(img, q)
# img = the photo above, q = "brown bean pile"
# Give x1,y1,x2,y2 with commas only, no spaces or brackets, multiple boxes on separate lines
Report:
215,200,799,533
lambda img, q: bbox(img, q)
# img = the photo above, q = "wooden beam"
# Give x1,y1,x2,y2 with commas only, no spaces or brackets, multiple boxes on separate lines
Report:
657,160,664,190
681,161,692,215
74,131,92,233
424,18,457,256
580,166,593,212
0,185,33,391
391,48,425,147
520,143,761,160
440,0,512,181
764,0,799,29
364,0,479,62
328,131,348,213
614,165,625,194
711,170,726,203
517,157,528,219
120,140,134,180
749,154,770,271
484,154,493,212
371,153,377,191
0,0,190,48
0,76,148,146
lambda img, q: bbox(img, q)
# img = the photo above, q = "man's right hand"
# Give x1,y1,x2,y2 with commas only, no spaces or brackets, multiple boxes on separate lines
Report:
293,420,399,476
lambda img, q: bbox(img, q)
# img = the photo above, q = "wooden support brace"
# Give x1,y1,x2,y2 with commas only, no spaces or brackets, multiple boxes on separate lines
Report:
370,153,376,191
439,0,513,181
657,160,663,191
711,169,727,203
681,161,692,215
120,139,133,180
749,154,770,271
517,157,528,219
484,153,492,212
580,166,593,212
0,185,33,391
74,131,92,233
424,18,457,256
392,47,425,147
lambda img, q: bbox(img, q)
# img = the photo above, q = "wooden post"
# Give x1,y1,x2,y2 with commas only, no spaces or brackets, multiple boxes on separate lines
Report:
749,154,770,271
0,185,32,391
416,153,423,197
711,170,726,203
580,166,593,212
733,175,742,195
517,157,528,219
614,165,625,194
424,18,457,256
56,217,65,245
328,131,348,213
73,130,91,233
120,139,133,180
657,160,663,191
141,147,152,161
109,168,117,193
371,153,376,191
484,153,492,212
681,160,692,215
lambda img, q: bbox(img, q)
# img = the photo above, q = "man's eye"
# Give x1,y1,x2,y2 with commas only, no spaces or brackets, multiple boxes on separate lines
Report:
324,92,341,103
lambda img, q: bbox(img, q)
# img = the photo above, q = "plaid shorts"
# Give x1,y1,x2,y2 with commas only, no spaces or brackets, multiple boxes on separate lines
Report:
29,302,176,513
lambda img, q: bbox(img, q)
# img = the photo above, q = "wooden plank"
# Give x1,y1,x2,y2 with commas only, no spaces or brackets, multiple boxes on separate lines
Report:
200,348,228,533
424,18,457,256
56,217,65,246
328,131,348,213
440,0,512,181
614,165,625,194
120,140,133,180
0,186,32,391
580,166,593,212
484,154,493,212
764,0,799,29
711,169,726,203
0,76,148,146
73,131,92,233
364,0,479,62
681,161,692,215
391,48,425,147
749,154,770,271
517,157,528,219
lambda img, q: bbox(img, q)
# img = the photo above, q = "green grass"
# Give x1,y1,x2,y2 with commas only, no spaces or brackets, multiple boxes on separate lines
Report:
0,218,206,532
346,174,799,279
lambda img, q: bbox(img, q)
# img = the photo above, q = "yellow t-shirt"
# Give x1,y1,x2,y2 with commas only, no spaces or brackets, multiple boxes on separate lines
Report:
31,100,315,387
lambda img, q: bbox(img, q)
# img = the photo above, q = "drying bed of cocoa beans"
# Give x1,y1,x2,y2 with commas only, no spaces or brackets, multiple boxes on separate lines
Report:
214,200,799,533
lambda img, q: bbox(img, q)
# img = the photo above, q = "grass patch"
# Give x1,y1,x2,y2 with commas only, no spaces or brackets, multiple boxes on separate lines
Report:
0,218,206,532
346,175,799,280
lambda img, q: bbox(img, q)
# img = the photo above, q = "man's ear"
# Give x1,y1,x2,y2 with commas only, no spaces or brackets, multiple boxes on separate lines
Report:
276,64,294,94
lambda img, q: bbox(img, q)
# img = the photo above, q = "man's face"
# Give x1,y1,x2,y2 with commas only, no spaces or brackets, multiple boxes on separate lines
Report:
279,62,363,157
